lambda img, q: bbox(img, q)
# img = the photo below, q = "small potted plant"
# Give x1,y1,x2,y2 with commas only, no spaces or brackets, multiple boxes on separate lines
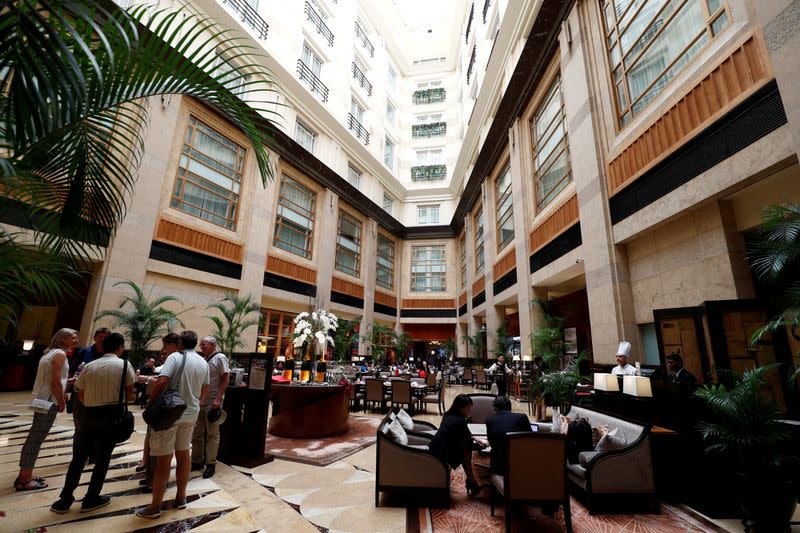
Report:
695,364,799,531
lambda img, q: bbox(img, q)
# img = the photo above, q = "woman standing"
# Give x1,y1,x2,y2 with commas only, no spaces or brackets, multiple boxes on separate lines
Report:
428,394,482,495
14,328,76,491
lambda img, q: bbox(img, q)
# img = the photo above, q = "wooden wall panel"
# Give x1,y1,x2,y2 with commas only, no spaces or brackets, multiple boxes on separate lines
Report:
529,194,579,253
266,255,317,284
458,291,467,308
401,298,456,309
472,275,486,296
374,290,396,308
493,247,516,279
154,218,243,263
332,276,364,299
607,34,772,196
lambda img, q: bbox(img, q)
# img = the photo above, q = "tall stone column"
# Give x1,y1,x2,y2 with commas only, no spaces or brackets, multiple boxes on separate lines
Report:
315,189,339,310
481,181,503,361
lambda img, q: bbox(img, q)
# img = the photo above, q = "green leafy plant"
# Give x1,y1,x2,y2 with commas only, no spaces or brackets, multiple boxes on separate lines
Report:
695,365,800,529
443,336,457,362
530,298,569,369
333,316,360,362
0,1,281,322
364,322,393,363
492,323,509,358
463,331,486,367
206,292,261,358
95,280,186,364
532,351,588,411
391,331,413,363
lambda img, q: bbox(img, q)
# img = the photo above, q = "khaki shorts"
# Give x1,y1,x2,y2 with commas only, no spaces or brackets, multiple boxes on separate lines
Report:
150,421,195,456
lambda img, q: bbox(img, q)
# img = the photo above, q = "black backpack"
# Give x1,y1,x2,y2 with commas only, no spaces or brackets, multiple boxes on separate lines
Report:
566,417,593,464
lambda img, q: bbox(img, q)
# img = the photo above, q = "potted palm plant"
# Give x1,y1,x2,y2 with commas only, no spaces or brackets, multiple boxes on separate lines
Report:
695,365,799,531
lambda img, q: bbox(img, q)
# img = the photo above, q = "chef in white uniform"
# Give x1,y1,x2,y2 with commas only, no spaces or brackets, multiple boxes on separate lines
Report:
611,341,637,376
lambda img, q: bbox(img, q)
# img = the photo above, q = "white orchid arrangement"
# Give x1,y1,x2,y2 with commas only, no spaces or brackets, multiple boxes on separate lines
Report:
292,309,338,353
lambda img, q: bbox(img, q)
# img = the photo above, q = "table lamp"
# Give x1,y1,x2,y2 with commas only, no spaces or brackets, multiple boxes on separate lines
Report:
622,375,653,397
593,373,619,392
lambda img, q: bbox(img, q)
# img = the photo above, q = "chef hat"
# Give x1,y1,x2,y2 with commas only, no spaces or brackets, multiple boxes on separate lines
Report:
616,341,631,357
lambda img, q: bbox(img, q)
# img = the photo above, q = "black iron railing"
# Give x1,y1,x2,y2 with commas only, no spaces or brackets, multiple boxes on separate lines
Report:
465,3,474,43
482,0,491,23
222,0,269,39
347,113,370,145
355,22,375,57
351,62,373,96
466,45,476,84
304,1,334,47
412,122,446,138
411,164,447,181
297,59,329,102
412,87,446,105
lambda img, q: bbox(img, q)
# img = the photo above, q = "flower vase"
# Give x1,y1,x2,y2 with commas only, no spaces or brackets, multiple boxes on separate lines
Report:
315,342,326,382
551,406,561,433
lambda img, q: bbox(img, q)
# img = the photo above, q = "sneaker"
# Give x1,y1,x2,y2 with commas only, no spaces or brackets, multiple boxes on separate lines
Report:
174,497,187,510
135,505,161,519
50,497,74,514
202,464,215,479
190,462,204,472
80,495,110,513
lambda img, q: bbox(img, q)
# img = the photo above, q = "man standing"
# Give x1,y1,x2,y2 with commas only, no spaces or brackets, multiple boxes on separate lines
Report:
76,327,111,369
51,333,136,514
487,355,512,396
611,341,637,376
136,331,209,519
667,353,697,384
191,336,230,479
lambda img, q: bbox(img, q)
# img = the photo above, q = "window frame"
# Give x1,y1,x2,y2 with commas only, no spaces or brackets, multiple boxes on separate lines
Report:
382,193,394,216
495,163,514,251
383,136,395,169
273,174,316,259
531,73,572,210
376,233,395,290
335,209,362,278
417,204,440,225
600,0,731,127
410,245,447,293
346,163,362,188
459,232,467,289
294,119,317,153
473,205,485,273
170,114,246,231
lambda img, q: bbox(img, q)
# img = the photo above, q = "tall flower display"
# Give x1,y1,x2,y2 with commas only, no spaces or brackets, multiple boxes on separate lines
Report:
293,309,338,382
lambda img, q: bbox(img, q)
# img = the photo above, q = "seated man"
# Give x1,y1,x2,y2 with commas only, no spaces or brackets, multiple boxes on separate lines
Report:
485,396,531,474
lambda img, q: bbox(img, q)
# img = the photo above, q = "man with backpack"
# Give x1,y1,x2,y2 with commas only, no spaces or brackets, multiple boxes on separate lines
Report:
136,331,209,519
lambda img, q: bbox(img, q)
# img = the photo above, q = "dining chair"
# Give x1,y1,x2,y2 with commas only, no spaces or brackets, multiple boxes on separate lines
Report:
391,380,414,413
365,378,389,413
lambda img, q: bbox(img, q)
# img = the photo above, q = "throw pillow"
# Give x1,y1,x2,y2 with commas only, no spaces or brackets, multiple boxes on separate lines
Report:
560,415,572,434
386,418,408,446
396,409,414,431
591,424,610,448
595,427,626,453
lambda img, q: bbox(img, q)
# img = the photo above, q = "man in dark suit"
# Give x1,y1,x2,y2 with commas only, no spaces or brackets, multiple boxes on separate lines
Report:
486,396,531,474
667,353,697,384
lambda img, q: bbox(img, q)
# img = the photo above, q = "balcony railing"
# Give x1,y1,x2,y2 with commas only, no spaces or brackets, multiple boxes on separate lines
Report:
304,1,334,47
221,0,269,40
411,164,447,181
466,45,476,84
355,22,375,57
465,3,474,43
482,0,491,23
297,59,329,102
412,87,446,105
351,62,373,96
412,122,446,138
347,113,370,145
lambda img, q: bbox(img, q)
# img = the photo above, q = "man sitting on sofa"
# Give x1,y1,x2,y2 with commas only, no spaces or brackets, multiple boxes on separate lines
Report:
485,396,531,474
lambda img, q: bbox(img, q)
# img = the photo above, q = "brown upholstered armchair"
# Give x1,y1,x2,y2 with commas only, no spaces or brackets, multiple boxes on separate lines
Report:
466,393,497,423
375,413,450,507
490,432,573,533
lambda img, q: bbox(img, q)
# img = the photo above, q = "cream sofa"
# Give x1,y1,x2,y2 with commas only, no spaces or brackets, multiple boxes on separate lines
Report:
375,412,450,507
563,405,656,513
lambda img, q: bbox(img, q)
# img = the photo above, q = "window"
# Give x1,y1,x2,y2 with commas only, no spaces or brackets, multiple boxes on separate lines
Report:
171,116,245,230
415,149,443,165
295,120,316,153
376,234,395,290
387,64,398,92
417,204,440,225
495,164,514,250
459,233,467,289
335,211,362,277
261,309,296,358
411,246,446,292
346,163,361,188
384,137,395,169
385,100,396,125
382,193,394,215
602,0,730,126
273,175,316,258
532,75,571,208
350,97,365,123
302,42,323,77
213,49,248,98
416,113,443,124
474,206,484,273
416,80,442,89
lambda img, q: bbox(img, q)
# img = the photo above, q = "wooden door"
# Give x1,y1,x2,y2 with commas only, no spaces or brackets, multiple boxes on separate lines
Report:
654,307,709,384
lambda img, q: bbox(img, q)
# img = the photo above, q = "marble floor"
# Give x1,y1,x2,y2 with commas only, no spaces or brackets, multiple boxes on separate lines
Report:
0,386,784,533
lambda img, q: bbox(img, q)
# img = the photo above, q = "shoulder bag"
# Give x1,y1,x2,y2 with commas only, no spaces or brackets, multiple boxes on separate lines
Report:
111,360,135,444
143,352,187,431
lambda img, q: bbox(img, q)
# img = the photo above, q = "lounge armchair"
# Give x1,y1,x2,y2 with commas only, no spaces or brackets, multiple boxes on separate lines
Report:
466,393,496,423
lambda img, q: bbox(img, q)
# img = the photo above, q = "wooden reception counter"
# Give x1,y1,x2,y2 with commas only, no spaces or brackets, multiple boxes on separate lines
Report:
268,382,350,438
